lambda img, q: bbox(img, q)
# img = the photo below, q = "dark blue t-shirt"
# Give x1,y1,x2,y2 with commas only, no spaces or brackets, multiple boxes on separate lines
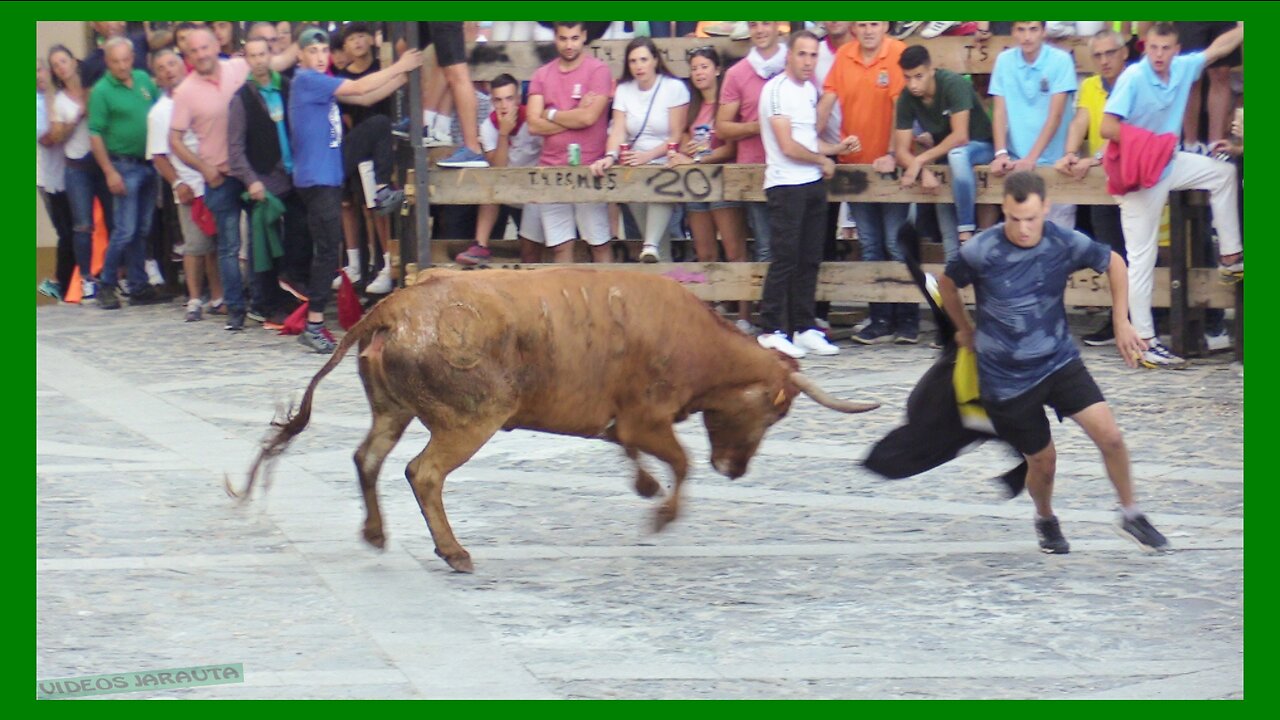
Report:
945,221,1111,403
288,69,346,188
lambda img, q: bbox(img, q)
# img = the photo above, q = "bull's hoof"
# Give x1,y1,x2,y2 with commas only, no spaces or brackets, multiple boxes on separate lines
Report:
436,547,475,574
634,470,664,498
362,526,387,550
653,504,678,532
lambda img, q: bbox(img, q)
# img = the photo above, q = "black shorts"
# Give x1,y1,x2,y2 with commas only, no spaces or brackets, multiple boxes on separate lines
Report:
416,21,466,66
1178,21,1242,67
985,359,1106,457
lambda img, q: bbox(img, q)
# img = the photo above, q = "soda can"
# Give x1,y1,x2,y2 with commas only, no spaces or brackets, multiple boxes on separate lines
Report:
568,143,582,166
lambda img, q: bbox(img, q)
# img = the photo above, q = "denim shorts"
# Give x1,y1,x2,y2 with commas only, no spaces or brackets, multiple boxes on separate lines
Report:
686,200,742,213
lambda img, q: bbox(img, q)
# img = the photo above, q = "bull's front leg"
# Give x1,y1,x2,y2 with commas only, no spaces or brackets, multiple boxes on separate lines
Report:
617,421,689,531
604,426,665,498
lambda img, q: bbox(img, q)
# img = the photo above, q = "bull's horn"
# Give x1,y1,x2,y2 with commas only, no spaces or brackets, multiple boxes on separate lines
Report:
790,373,879,413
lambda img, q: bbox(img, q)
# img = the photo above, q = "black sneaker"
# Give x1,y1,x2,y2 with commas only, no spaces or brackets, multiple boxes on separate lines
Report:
128,286,163,306
853,321,895,345
1035,515,1070,554
97,285,121,310
298,324,337,354
373,186,405,215
1082,318,1115,346
246,307,267,324
1115,513,1170,552
225,309,246,332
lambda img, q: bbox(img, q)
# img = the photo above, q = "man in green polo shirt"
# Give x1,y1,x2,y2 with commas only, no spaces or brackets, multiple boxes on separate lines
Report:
893,44,996,262
88,37,160,309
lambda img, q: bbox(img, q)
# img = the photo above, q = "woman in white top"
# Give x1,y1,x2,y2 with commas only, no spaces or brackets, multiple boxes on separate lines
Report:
37,58,73,301
666,46,755,332
590,37,689,262
48,45,111,300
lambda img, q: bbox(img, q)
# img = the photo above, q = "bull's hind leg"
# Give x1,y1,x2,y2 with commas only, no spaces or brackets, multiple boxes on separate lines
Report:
404,420,504,573
617,421,689,531
353,409,414,549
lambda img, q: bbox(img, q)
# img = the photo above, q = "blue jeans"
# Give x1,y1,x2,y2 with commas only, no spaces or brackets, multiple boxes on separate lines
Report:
646,21,698,37
946,140,995,233
204,176,247,312
64,159,114,280
99,157,155,292
850,202,915,331
746,201,773,261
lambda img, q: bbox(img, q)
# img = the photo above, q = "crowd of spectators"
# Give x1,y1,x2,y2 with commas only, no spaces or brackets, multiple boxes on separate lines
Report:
36,20,1244,365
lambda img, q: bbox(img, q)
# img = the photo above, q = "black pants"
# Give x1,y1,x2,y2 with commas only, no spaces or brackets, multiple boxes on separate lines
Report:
343,115,393,199
1090,204,1125,263
41,189,75,292
299,186,344,316
760,180,828,335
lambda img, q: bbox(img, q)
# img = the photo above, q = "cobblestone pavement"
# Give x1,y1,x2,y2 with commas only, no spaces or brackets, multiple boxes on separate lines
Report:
36,297,1244,699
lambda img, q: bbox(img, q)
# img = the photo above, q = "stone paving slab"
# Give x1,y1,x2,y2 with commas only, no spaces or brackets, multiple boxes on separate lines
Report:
36,300,1244,699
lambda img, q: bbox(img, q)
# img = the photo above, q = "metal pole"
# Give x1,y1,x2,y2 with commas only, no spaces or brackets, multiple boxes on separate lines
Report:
405,23,432,275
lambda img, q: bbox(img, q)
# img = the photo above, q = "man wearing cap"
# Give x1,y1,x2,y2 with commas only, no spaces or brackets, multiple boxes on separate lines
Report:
288,26,422,353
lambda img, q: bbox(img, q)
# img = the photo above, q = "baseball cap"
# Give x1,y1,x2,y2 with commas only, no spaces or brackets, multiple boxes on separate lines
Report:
298,27,329,50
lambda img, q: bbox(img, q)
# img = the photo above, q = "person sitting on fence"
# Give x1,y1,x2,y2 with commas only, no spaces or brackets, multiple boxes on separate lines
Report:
454,73,544,266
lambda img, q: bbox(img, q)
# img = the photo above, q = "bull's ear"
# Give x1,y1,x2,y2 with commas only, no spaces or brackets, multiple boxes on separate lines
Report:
773,387,787,408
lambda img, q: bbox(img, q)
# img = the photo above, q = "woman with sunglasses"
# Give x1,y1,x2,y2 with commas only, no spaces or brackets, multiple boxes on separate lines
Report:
590,37,689,262
667,46,755,333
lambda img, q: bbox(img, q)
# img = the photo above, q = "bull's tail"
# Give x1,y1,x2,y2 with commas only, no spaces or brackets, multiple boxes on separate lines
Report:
226,313,385,501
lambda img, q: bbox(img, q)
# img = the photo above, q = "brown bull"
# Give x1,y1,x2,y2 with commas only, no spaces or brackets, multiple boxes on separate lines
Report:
231,268,878,572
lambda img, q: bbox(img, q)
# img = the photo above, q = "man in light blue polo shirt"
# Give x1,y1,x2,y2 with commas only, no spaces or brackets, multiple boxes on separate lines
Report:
989,21,1078,230
1100,21,1244,369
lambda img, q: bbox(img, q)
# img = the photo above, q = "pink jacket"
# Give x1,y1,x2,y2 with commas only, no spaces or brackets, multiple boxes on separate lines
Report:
1103,122,1178,195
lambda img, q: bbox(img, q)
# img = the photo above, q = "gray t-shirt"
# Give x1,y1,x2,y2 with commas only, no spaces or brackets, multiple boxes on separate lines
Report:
945,222,1111,402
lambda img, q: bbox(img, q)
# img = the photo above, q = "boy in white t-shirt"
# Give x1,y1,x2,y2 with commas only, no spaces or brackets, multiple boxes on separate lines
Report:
756,32,860,360
455,74,546,266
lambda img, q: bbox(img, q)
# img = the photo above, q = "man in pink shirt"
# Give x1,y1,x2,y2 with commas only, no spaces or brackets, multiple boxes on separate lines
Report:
168,28,254,330
717,21,786,261
525,21,615,263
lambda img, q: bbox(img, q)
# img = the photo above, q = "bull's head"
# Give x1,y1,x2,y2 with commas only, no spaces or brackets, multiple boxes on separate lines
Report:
702,360,878,479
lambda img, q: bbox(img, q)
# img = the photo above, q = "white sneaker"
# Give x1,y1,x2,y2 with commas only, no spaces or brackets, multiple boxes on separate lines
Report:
331,266,361,291
814,317,831,332
920,21,958,39
365,267,393,294
639,246,660,263
734,318,760,335
1205,330,1232,352
145,258,164,286
758,331,806,359
81,278,98,300
793,328,840,356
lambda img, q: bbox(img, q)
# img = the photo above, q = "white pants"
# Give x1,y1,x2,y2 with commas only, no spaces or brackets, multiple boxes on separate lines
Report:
521,202,611,247
1118,152,1242,338
628,203,676,259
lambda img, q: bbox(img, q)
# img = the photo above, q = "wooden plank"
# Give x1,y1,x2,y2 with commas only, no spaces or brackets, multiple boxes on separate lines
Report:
410,261,1235,309
447,36,1096,81
422,164,1116,206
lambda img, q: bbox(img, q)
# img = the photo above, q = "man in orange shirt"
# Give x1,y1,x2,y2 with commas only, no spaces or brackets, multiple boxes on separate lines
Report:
819,21,915,344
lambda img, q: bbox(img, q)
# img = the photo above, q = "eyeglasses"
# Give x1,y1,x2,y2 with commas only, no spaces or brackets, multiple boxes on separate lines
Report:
1091,47,1124,60
686,45,716,59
